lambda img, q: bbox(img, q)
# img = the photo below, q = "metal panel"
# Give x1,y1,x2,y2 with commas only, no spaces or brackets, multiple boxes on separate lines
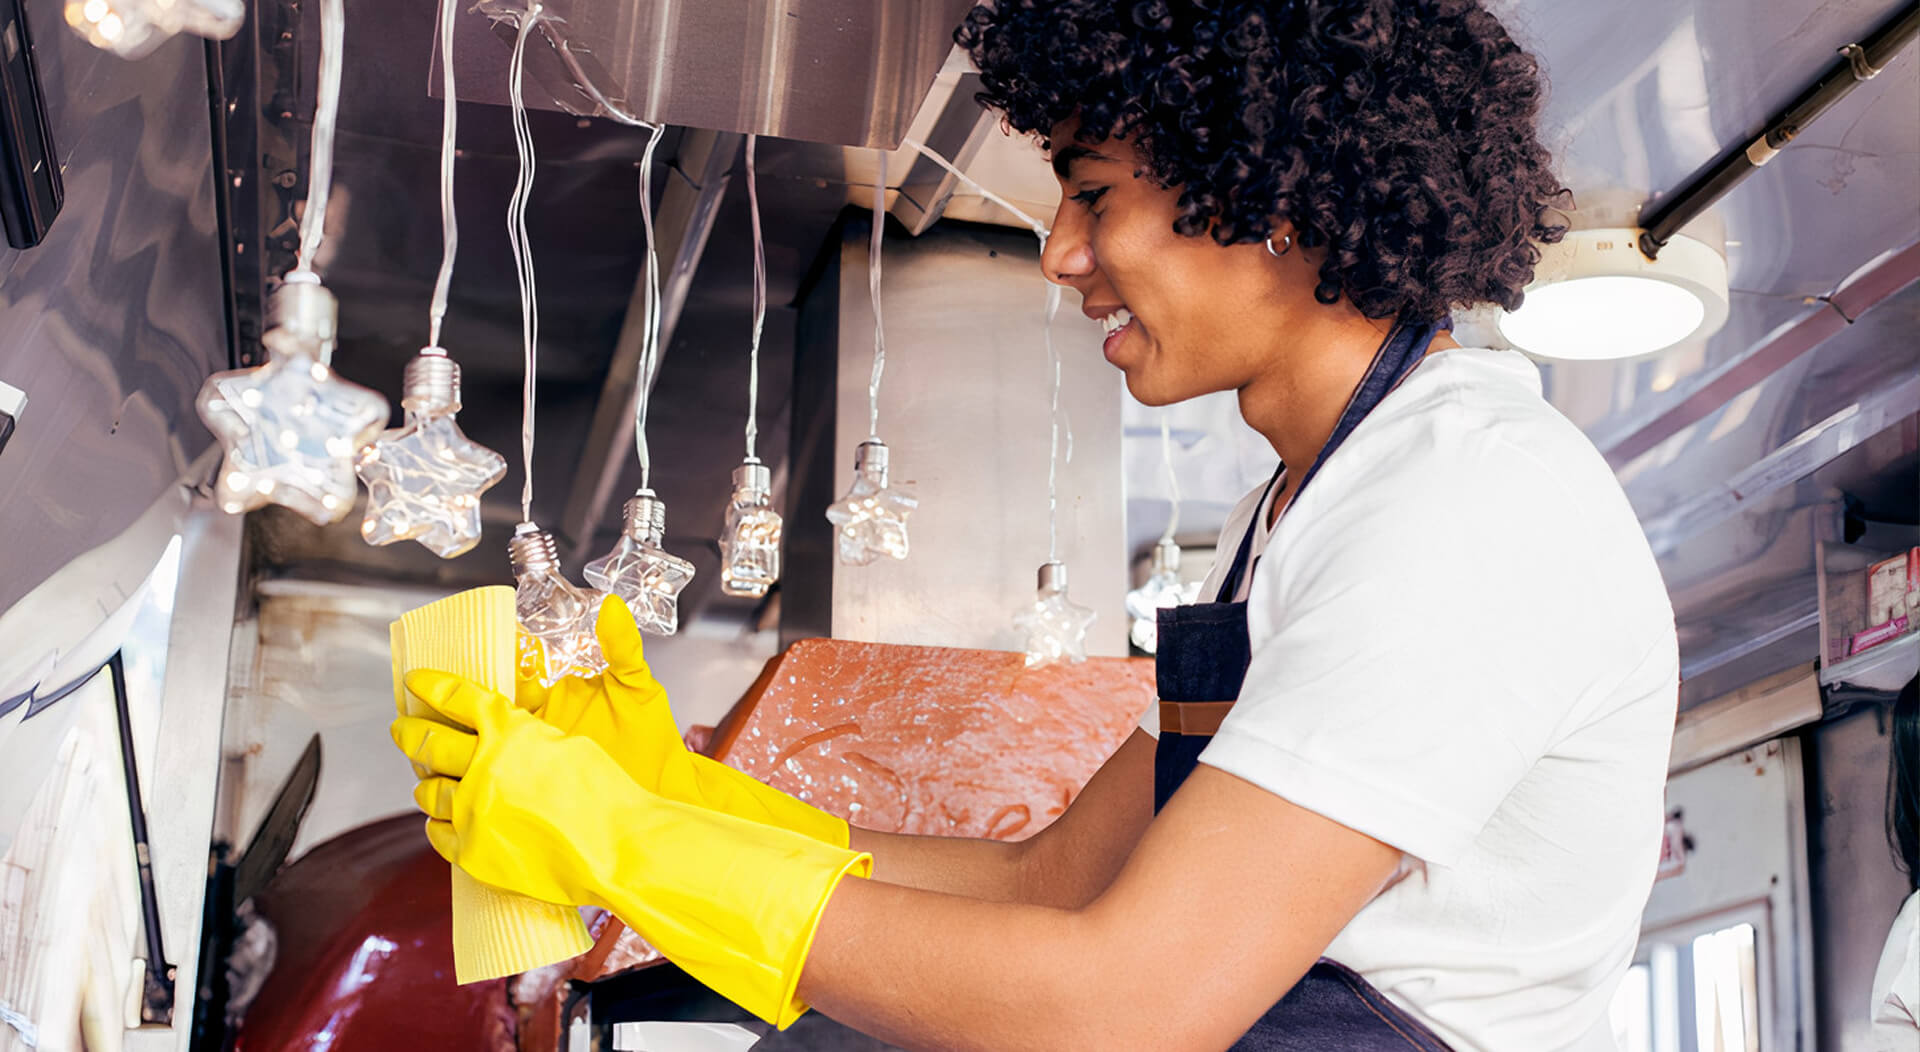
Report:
123,504,244,1052
1643,739,1818,1052
810,219,1129,655
0,0,225,749
438,0,974,149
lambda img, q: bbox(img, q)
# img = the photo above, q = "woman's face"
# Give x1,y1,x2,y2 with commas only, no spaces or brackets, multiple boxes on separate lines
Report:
1040,118,1306,406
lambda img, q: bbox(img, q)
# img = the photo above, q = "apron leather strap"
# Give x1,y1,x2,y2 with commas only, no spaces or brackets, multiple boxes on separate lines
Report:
1159,700,1236,737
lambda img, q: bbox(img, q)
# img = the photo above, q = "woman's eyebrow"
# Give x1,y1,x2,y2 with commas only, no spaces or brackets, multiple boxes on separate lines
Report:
1051,144,1122,179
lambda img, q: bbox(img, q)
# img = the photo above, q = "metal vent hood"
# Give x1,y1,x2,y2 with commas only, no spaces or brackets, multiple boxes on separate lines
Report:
437,0,977,147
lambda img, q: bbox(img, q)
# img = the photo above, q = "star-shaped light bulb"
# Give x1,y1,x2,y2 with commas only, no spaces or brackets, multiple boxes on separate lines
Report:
583,491,696,636
1125,539,1203,654
720,460,782,599
825,440,917,566
509,523,609,686
1016,561,1097,668
354,351,507,558
64,0,243,59
195,279,388,526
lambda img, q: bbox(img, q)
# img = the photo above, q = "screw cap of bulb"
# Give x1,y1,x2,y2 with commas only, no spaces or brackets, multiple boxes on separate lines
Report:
1038,560,1069,596
733,460,772,497
508,522,562,577
402,350,462,415
622,491,668,546
264,277,339,360
1151,537,1181,576
853,439,890,486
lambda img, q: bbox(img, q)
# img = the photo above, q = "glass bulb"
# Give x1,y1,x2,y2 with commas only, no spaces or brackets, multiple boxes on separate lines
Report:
1124,539,1201,654
825,440,917,566
355,352,507,558
720,461,782,599
584,491,696,636
509,524,609,686
1016,561,1096,668
195,281,388,526
64,0,243,59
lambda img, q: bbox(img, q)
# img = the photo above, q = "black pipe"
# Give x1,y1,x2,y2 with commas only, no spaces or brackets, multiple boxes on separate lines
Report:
109,651,177,1025
1639,1,1920,259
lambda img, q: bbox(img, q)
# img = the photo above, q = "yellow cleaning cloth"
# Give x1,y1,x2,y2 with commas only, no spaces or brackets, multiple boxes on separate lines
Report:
390,585,592,984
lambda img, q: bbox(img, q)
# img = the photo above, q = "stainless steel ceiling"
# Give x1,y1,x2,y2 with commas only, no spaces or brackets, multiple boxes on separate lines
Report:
235,0,1916,700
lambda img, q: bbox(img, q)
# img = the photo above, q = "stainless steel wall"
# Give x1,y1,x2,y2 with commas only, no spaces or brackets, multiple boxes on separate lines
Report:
0,0,227,698
788,218,1128,656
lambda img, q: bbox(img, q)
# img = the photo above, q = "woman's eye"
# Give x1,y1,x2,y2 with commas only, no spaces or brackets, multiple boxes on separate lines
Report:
1071,187,1109,210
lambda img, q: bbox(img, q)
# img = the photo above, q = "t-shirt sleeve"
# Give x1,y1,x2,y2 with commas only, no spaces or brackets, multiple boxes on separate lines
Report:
1197,440,1628,867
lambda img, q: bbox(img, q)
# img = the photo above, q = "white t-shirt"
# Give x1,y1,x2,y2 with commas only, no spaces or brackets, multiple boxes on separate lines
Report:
1143,348,1679,1051
1871,891,1920,1047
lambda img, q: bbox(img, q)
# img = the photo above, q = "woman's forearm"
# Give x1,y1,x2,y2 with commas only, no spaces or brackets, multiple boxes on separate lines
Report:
851,826,1034,902
848,731,1156,908
797,877,1176,1051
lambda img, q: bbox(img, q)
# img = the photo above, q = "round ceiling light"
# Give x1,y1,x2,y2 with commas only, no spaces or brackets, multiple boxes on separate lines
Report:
1497,227,1729,361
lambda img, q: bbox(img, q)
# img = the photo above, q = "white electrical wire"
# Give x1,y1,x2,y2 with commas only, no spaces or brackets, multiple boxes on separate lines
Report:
292,0,346,277
1043,280,1064,563
425,0,460,349
632,121,666,489
1159,410,1181,543
507,4,543,522
744,135,767,462
867,150,887,440
900,137,1050,239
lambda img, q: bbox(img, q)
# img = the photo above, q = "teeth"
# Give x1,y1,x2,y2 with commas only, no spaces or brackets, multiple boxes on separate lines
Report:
1101,308,1133,334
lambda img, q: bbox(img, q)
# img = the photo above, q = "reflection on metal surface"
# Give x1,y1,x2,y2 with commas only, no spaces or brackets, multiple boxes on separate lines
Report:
438,0,974,148
1641,371,1920,554
1597,242,1920,463
0,3,224,654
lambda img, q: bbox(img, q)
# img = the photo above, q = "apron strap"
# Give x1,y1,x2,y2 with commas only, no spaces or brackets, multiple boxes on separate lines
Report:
1210,316,1445,604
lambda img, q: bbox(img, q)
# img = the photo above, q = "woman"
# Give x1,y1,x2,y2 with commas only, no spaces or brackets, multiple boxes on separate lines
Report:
392,2,1680,1048
1872,675,1920,1046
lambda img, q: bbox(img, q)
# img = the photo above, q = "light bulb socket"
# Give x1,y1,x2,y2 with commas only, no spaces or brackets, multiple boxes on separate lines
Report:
1037,560,1068,596
732,460,772,498
622,490,668,546
853,440,889,486
263,279,339,361
402,352,462,415
508,523,561,577
1151,538,1181,576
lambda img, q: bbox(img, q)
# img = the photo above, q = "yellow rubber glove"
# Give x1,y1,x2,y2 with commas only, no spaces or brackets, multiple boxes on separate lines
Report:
393,671,870,1029
488,596,849,848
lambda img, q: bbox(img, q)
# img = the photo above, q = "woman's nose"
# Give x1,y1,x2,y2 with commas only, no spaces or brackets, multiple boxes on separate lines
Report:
1039,206,1095,287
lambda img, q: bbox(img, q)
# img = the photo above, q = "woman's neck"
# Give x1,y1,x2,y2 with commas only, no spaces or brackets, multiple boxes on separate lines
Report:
1235,306,1456,497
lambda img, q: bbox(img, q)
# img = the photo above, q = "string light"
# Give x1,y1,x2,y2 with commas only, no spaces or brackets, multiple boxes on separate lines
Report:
719,135,784,599
826,150,918,564
1016,277,1093,666
195,0,389,527
585,122,698,634
355,0,507,558
1125,412,1200,653
500,2,605,682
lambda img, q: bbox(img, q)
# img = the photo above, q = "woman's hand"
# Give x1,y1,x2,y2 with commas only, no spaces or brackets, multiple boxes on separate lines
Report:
415,596,851,847
393,669,872,1030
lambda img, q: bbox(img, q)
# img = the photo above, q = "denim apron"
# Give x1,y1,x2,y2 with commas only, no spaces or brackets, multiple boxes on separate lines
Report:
1152,319,1454,1051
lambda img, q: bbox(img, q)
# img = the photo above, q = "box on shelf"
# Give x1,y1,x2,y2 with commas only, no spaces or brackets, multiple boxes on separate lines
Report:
1851,548,1920,658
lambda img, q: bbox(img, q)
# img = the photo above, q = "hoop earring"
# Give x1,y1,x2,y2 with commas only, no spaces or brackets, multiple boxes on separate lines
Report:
1265,233,1292,258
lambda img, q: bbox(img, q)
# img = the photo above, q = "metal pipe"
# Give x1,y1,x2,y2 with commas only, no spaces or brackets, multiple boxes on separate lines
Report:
1638,1,1920,258
110,651,177,1025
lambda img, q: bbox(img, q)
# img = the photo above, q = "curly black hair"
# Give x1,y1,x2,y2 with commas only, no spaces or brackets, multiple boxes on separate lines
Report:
958,0,1567,321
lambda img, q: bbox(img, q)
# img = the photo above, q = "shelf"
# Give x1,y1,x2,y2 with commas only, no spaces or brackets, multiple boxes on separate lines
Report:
1820,628,1919,690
